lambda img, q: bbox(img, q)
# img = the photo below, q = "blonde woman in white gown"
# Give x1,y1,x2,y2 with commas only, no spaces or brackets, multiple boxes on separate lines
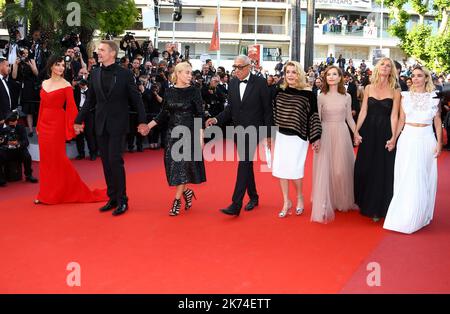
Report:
383,66,442,234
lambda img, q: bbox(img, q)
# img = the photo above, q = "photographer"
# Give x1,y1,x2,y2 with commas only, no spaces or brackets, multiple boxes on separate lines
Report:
73,46,87,70
0,111,38,187
5,28,26,65
201,75,225,119
23,30,49,72
205,59,216,76
61,33,88,64
62,47,82,83
141,40,159,64
131,57,145,83
73,75,97,160
141,78,163,149
120,32,142,62
11,47,40,137
440,83,450,150
127,75,148,152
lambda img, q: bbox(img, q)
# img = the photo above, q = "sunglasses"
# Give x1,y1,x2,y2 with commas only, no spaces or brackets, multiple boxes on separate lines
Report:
232,64,250,70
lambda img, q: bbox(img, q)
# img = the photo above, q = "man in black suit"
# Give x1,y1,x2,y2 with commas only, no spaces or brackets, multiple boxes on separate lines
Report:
74,78,97,160
206,55,273,216
0,57,14,125
343,72,359,119
74,41,149,216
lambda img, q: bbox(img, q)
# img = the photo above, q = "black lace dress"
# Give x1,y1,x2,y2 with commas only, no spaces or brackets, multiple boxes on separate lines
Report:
154,86,206,186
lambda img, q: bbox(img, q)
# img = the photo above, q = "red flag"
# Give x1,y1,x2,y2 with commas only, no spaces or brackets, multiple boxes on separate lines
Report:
209,16,220,51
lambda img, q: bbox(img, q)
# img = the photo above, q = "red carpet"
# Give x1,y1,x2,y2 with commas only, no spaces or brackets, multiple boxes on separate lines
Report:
0,141,449,293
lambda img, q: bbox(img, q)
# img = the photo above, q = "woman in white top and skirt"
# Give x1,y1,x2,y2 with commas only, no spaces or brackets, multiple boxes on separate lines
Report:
383,66,443,234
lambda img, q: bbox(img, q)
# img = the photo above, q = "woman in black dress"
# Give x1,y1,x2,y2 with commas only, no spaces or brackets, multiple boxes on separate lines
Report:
11,47,40,137
353,58,400,221
147,62,206,216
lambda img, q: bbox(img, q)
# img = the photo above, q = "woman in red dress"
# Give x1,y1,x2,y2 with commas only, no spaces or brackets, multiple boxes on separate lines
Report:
35,56,107,204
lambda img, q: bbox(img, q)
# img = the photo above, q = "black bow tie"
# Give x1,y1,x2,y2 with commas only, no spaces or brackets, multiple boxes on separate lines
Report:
239,79,248,84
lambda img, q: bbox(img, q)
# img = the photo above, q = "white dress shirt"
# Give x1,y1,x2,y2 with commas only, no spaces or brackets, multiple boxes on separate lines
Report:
239,73,251,101
79,87,88,108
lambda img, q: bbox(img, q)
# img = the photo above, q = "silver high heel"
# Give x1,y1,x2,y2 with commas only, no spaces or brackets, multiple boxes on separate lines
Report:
278,201,292,218
296,195,304,215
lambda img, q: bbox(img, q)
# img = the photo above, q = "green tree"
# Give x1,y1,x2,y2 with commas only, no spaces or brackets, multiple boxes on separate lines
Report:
98,0,139,39
381,0,450,73
0,0,134,54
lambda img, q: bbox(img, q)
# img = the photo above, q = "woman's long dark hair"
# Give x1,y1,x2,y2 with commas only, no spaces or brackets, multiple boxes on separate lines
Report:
45,55,65,78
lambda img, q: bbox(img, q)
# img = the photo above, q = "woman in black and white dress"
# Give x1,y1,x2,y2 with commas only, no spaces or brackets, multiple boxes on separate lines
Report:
383,66,442,234
272,61,322,218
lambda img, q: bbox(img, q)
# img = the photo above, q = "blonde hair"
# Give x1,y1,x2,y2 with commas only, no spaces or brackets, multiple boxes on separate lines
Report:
370,57,398,91
280,61,309,90
171,61,192,84
410,66,435,93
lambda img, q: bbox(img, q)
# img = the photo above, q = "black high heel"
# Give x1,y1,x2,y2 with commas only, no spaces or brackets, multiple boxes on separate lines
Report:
169,199,181,216
182,189,197,210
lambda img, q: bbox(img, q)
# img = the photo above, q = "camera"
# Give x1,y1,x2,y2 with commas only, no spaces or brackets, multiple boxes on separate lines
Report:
64,55,72,63
0,126,18,150
123,32,135,43
18,47,28,63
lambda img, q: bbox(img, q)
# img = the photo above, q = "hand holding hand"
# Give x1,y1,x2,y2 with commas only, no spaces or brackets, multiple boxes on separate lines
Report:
385,138,396,152
138,123,150,136
205,118,217,128
354,133,362,146
312,140,320,153
74,124,84,135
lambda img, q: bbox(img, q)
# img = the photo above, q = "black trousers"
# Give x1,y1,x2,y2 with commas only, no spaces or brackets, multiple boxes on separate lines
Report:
0,148,33,179
127,112,143,151
97,132,127,204
76,111,97,156
231,133,259,206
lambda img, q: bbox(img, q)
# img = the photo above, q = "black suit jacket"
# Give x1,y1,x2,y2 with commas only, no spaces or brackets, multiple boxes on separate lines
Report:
215,74,273,136
346,82,360,113
75,65,146,136
0,79,14,121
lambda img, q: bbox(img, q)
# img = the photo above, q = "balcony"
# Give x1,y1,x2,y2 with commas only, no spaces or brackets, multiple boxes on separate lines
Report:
242,24,285,35
159,22,239,33
316,24,393,39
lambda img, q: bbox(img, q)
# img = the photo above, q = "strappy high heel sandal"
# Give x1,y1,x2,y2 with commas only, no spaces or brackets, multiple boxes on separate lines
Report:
278,200,292,218
169,199,181,216
182,188,197,210
296,195,304,215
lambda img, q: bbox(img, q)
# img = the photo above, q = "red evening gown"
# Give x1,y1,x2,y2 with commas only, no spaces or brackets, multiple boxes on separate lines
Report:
36,86,107,204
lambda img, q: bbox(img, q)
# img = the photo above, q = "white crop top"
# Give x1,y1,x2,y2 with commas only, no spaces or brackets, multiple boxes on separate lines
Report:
402,91,440,125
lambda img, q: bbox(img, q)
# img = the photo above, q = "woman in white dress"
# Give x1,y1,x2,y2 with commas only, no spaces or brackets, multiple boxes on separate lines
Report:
383,66,443,234
272,61,322,218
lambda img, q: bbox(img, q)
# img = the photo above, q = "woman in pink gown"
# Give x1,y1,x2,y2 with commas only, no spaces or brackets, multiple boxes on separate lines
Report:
311,66,358,223
35,56,107,204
